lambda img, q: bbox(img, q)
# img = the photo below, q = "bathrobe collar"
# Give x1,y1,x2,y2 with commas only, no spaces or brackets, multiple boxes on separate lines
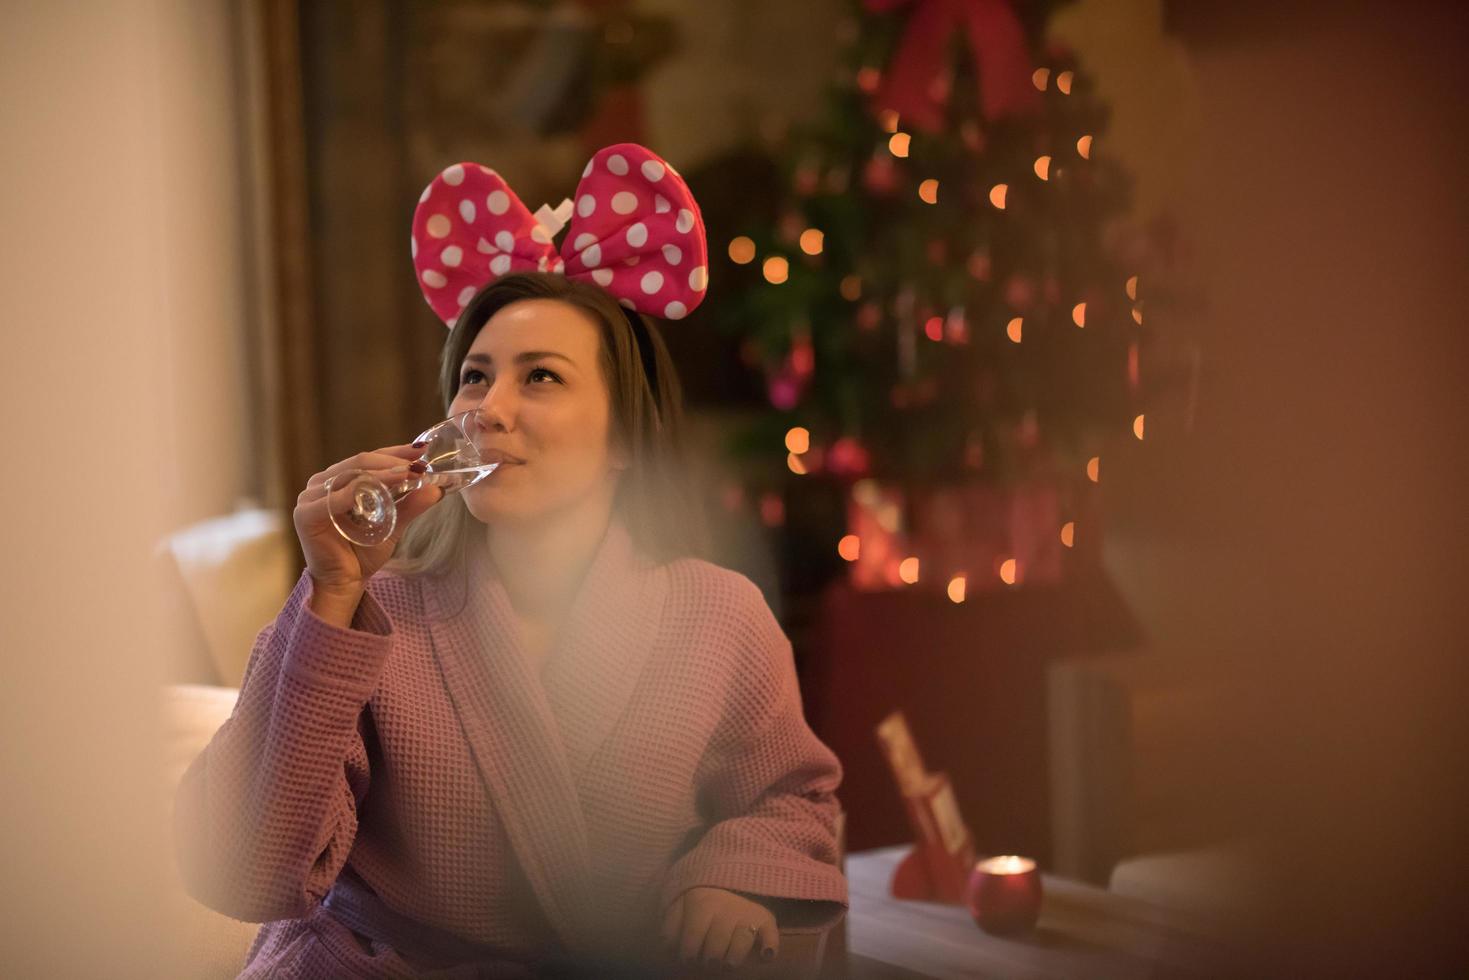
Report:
422,518,668,953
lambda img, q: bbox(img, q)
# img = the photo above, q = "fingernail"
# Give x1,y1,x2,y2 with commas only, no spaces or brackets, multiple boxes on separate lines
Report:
408,459,427,473
411,439,427,448
761,947,775,961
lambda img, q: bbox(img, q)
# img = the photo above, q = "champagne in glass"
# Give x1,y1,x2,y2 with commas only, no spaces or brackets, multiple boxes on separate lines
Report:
324,409,500,546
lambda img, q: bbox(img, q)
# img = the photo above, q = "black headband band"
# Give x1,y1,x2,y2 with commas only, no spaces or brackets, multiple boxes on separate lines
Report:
623,307,661,417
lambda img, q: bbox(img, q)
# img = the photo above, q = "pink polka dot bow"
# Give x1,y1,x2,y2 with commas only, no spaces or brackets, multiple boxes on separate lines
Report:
411,143,708,328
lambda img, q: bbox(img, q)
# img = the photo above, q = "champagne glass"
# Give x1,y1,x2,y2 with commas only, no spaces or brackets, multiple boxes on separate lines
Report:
323,408,501,546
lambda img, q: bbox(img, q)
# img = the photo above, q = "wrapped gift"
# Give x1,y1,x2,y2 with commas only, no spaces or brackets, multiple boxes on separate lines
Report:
876,711,977,904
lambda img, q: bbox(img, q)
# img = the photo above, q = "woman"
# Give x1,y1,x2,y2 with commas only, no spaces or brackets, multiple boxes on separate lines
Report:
173,145,848,978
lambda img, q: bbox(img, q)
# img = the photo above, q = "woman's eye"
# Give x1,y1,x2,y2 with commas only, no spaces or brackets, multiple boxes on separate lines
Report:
459,367,560,387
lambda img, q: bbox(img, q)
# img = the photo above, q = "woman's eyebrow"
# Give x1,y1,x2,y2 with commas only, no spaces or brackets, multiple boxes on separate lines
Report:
463,351,574,367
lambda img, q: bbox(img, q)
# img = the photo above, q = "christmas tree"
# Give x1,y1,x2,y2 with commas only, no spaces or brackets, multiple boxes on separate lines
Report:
703,0,1168,593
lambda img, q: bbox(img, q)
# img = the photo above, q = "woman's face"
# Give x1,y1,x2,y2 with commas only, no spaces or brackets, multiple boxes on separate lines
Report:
448,298,624,528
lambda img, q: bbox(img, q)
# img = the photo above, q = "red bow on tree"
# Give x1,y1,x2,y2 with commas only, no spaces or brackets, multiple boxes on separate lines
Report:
864,0,1039,131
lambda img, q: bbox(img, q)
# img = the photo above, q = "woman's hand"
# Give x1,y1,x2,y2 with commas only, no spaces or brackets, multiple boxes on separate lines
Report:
661,886,779,971
293,443,443,621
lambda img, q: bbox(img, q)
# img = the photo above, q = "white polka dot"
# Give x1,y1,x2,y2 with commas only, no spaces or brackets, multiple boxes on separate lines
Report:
654,195,670,214
641,270,664,294
476,237,496,253
458,285,476,306
676,209,694,234
573,232,597,251
577,194,597,217
662,243,682,265
612,191,638,214
443,164,465,186
689,266,708,291
477,165,496,177
495,230,514,252
642,160,666,182
626,222,648,247
582,158,593,178
625,255,641,266
619,298,636,309
607,153,628,176
537,255,548,272
441,245,463,267
531,224,552,245
422,269,447,288
487,190,509,215
459,199,476,222
490,254,511,276
410,236,418,258
582,243,602,267
419,185,432,203
552,258,564,274
592,268,613,287
447,316,458,329
664,301,687,319
427,214,451,238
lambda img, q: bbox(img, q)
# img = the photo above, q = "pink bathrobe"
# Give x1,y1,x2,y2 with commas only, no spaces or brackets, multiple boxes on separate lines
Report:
173,519,847,978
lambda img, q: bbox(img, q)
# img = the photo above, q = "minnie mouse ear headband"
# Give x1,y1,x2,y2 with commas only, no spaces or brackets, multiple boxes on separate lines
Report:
411,143,708,329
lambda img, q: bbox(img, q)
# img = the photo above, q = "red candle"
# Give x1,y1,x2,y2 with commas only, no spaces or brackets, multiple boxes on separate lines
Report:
966,855,1043,936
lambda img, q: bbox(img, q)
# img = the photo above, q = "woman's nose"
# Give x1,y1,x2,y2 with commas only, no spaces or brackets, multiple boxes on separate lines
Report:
476,382,516,430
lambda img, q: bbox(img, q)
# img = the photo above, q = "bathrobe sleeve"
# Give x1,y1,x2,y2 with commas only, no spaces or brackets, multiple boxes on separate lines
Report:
660,579,849,930
173,571,394,922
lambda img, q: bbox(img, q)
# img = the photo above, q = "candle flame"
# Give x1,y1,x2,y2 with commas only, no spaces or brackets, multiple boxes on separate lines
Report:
977,855,1036,875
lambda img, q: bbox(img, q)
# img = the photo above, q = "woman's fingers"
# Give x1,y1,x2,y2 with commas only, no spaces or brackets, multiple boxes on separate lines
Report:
676,902,715,965
305,444,425,490
708,910,776,968
298,465,413,524
698,915,738,968
756,917,780,963
723,917,760,968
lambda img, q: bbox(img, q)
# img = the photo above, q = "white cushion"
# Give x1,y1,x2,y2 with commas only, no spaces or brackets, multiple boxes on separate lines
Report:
163,508,293,687
1109,842,1261,928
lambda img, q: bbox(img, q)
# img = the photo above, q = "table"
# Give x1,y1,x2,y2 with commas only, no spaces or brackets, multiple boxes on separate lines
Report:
841,847,1223,979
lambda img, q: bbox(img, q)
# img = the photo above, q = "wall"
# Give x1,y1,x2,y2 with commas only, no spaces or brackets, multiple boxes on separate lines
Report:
0,0,254,972
1058,2,1467,968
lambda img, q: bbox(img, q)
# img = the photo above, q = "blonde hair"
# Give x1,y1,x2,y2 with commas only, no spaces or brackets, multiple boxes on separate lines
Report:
386,272,709,578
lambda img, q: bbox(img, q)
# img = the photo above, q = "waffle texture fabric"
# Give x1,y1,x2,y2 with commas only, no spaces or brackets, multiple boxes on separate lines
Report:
173,518,847,977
